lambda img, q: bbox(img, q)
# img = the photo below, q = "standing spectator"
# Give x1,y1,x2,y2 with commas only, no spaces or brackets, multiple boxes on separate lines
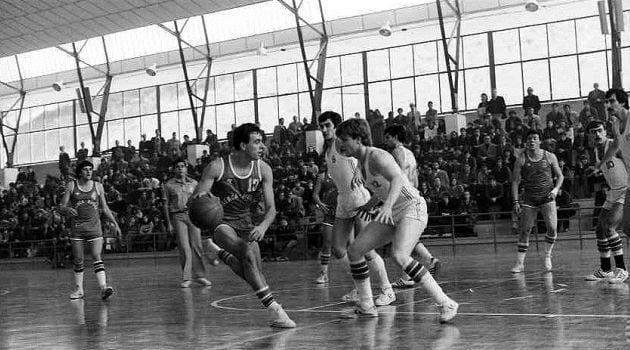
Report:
76,142,89,161
385,111,395,127
273,118,288,145
487,88,507,128
522,87,541,115
588,82,606,121
58,146,71,177
368,109,385,146
393,107,407,126
166,132,181,158
151,129,166,157
425,101,438,126
288,115,303,142
139,134,152,157
407,103,421,133
162,158,212,288
124,140,136,163
478,93,489,113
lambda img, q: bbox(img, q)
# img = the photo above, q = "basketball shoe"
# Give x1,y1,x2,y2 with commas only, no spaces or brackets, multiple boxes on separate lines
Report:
268,303,296,328
437,298,459,323
315,271,329,284
584,268,614,281
101,286,114,300
340,304,378,319
609,268,629,284
69,289,84,299
341,288,360,303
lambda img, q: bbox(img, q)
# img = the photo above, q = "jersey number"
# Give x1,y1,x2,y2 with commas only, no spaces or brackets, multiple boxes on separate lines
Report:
248,178,260,192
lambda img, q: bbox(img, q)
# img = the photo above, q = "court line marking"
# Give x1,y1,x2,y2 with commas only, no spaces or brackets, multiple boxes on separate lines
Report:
504,295,534,301
208,319,343,350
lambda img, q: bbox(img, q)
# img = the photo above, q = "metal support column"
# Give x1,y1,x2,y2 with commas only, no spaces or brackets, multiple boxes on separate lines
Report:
277,0,329,129
0,55,27,167
159,16,213,141
436,0,462,113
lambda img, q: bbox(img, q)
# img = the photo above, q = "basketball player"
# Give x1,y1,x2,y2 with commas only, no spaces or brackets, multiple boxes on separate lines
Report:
318,111,395,306
312,163,336,284
511,129,564,273
336,119,458,322
59,160,120,300
163,158,213,288
192,123,295,328
584,121,628,283
383,124,441,288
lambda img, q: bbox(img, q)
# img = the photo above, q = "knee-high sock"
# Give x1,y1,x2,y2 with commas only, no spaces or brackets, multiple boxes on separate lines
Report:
350,259,374,308
93,261,106,289
544,234,556,257
597,238,612,271
517,243,528,264
366,253,390,290
319,252,331,273
73,267,84,291
403,258,448,304
609,234,626,270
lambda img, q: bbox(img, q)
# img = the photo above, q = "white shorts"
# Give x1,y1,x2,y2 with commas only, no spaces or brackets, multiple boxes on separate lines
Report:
604,187,627,210
392,197,428,228
335,189,370,219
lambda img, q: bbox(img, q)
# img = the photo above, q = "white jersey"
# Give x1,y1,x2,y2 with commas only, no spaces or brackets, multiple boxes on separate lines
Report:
596,139,628,190
325,140,363,194
392,144,418,188
362,147,421,211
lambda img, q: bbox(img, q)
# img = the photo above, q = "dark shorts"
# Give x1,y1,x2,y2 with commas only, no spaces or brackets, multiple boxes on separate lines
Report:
216,221,254,239
522,194,554,208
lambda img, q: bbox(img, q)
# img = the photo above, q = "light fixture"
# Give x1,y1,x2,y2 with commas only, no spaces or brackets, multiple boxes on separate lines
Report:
52,81,64,92
257,42,267,56
525,0,540,12
145,63,157,76
379,22,392,37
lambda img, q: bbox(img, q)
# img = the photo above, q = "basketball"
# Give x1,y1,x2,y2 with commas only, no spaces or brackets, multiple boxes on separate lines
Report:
189,194,223,231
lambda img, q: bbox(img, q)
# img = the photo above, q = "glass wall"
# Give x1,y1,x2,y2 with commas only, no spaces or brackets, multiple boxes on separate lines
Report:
2,12,629,165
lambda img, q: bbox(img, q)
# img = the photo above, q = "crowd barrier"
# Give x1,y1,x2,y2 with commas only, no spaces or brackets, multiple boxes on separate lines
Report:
1,205,627,266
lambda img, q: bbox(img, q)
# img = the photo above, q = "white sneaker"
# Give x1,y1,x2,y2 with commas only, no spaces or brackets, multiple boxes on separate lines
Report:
195,278,212,287
315,271,329,284
584,268,614,281
437,298,459,323
69,289,84,299
374,287,396,306
609,268,629,284
544,256,552,271
510,263,524,273
341,289,360,303
269,304,296,328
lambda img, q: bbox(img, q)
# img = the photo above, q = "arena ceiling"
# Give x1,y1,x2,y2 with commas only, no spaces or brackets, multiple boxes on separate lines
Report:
0,0,267,58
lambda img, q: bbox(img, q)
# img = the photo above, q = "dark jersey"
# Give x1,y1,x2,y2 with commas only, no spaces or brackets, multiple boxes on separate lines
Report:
70,180,102,237
520,150,554,206
211,156,263,232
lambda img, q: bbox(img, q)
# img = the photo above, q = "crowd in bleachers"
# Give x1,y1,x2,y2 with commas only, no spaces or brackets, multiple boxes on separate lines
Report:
0,83,616,263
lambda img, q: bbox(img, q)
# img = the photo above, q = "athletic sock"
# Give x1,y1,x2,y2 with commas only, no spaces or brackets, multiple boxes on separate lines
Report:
319,253,331,273
218,250,238,265
74,270,84,291
350,260,374,308
93,260,107,289
403,258,447,304
366,253,390,290
609,235,626,270
255,286,276,308
598,238,612,271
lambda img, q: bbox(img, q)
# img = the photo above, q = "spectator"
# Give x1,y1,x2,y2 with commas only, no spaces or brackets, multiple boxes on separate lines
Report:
545,103,564,127
588,82,606,120
367,109,385,146
288,115,303,142
273,118,288,145
407,103,421,134
579,100,597,127
487,88,507,128
76,142,89,161
139,134,152,157
524,107,543,130
166,132,181,158
393,107,407,126
151,129,166,157
58,146,71,177
475,135,498,165
556,131,573,165
522,87,541,114
425,101,438,126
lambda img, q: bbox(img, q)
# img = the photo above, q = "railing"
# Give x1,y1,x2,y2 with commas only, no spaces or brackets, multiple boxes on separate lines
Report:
1,205,627,266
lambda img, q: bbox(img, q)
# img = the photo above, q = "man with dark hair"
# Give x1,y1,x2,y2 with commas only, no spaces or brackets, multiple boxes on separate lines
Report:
511,129,564,273
522,87,541,114
335,118,458,322
192,123,295,328
163,158,212,288
384,124,441,289
315,111,395,307
584,120,628,283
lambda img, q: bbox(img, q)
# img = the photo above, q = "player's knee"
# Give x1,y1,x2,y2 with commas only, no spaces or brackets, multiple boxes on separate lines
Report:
389,250,408,267
346,245,363,262
331,247,347,259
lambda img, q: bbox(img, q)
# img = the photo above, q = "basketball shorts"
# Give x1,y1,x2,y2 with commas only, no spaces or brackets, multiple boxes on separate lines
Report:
391,197,428,228
216,221,255,239
71,228,103,241
521,193,554,208
335,189,370,219
603,187,627,210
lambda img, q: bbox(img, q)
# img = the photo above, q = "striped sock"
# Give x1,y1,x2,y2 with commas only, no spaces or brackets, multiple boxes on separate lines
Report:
319,253,330,273
218,250,238,265
609,235,626,270
597,238,612,271
350,260,373,307
403,259,428,283
517,244,528,265
93,260,106,289
255,286,276,308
